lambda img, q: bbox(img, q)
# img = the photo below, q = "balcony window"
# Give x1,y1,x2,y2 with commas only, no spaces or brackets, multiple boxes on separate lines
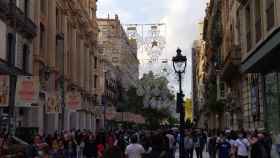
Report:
56,8,63,34
7,33,15,66
40,23,45,53
22,44,29,73
255,0,262,43
24,0,29,17
266,0,275,31
94,75,98,88
245,5,252,52
40,0,46,15
94,56,97,69
56,34,64,72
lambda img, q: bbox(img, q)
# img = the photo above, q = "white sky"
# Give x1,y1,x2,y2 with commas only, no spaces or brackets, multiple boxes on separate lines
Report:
97,0,209,97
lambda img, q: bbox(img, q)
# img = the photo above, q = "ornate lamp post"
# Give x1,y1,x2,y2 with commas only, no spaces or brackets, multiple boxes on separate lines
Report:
172,48,187,158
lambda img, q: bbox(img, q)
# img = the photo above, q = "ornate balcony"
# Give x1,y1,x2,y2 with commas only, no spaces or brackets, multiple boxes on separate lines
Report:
236,0,248,5
221,45,241,81
0,0,9,19
0,0,37,38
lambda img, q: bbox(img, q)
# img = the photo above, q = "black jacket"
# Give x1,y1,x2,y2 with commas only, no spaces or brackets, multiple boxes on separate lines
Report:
83,140,97,157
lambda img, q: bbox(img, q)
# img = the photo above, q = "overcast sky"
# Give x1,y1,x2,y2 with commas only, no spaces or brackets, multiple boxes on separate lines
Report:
97,0,209,97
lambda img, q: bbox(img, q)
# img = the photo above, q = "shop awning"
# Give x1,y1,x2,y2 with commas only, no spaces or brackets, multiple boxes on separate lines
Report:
241,27,280,73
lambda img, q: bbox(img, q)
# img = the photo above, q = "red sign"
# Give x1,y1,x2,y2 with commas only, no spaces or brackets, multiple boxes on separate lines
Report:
66,91,81,110
16,76,39,107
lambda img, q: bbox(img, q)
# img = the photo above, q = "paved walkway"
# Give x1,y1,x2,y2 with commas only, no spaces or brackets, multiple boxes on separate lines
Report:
175,149,209,158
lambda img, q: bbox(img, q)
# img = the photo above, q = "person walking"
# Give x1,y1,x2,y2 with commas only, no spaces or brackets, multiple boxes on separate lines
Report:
125,135,146,158
235,132,250,158
193,132,203,158
166,130,176,158
248,133,268,158
217,135,231,158
83,134,97,158
184,131,194,158
208,132,217,158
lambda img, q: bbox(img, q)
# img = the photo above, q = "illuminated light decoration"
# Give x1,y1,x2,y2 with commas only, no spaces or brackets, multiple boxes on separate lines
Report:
144,25,166,60
124,23,166,62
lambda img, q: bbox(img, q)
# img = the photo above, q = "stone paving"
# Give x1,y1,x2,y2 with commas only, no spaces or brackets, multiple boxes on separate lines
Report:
175,149,209,158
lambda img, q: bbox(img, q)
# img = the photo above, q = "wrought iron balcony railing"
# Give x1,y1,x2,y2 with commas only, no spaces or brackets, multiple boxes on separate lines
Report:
236,0,248,5
221,45,241,81
0,0,9,18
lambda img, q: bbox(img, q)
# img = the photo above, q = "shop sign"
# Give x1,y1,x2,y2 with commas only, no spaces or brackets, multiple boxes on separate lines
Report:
15,76,40,107
46,93,60,114
94,106,104,119
66,91,81,111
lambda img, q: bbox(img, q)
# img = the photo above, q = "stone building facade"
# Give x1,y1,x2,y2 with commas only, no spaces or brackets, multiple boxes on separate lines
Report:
97,15,139,91
0,0,37,131
192,36,207,128
238,0,280,136
195,0,280,138
31,0,102,134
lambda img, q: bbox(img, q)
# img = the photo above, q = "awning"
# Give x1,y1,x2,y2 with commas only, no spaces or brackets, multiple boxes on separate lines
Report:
241,27,280,73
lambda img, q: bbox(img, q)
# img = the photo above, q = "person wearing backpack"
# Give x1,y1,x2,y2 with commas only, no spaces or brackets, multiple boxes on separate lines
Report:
184,131,194,158
235,132,250,158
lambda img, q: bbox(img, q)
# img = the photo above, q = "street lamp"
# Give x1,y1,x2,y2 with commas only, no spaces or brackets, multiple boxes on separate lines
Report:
172,48,187,158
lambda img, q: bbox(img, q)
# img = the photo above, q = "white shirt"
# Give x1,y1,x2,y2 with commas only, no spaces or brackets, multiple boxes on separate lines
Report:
166,134,175,149
229,139,237,146
125,143,145,158
236,138,250,156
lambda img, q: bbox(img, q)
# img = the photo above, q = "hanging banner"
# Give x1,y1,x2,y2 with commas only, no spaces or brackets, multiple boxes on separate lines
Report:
94,106,104,119
105,106,116,120
46,93,60,114
0,75,9,107
66,91,81,111
15,76,39,107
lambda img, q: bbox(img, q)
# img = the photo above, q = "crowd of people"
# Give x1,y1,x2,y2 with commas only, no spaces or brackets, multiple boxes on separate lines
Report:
0,128,178,158
0,128,280,158
184,129,275,158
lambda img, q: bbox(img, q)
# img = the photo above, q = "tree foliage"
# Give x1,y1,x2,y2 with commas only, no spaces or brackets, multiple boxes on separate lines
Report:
121,71,176,128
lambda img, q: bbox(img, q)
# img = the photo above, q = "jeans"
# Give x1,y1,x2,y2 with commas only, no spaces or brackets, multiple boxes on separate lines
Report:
185,148,193,158
195,147,203,158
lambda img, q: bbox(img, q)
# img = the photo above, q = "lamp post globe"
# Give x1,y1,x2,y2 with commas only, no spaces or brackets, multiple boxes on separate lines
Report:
172,48,187,158
172,48,187,74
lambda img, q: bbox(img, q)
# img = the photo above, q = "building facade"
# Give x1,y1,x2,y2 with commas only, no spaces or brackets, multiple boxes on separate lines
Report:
0,0,37,132
0,0,104,134
238,0,280,136
192,38,207,128
97,15,139,91
33,0,103,134
195,0,280,139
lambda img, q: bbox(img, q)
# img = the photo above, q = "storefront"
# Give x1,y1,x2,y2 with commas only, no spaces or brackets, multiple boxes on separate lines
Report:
241,27,280,134
264,72,280,133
